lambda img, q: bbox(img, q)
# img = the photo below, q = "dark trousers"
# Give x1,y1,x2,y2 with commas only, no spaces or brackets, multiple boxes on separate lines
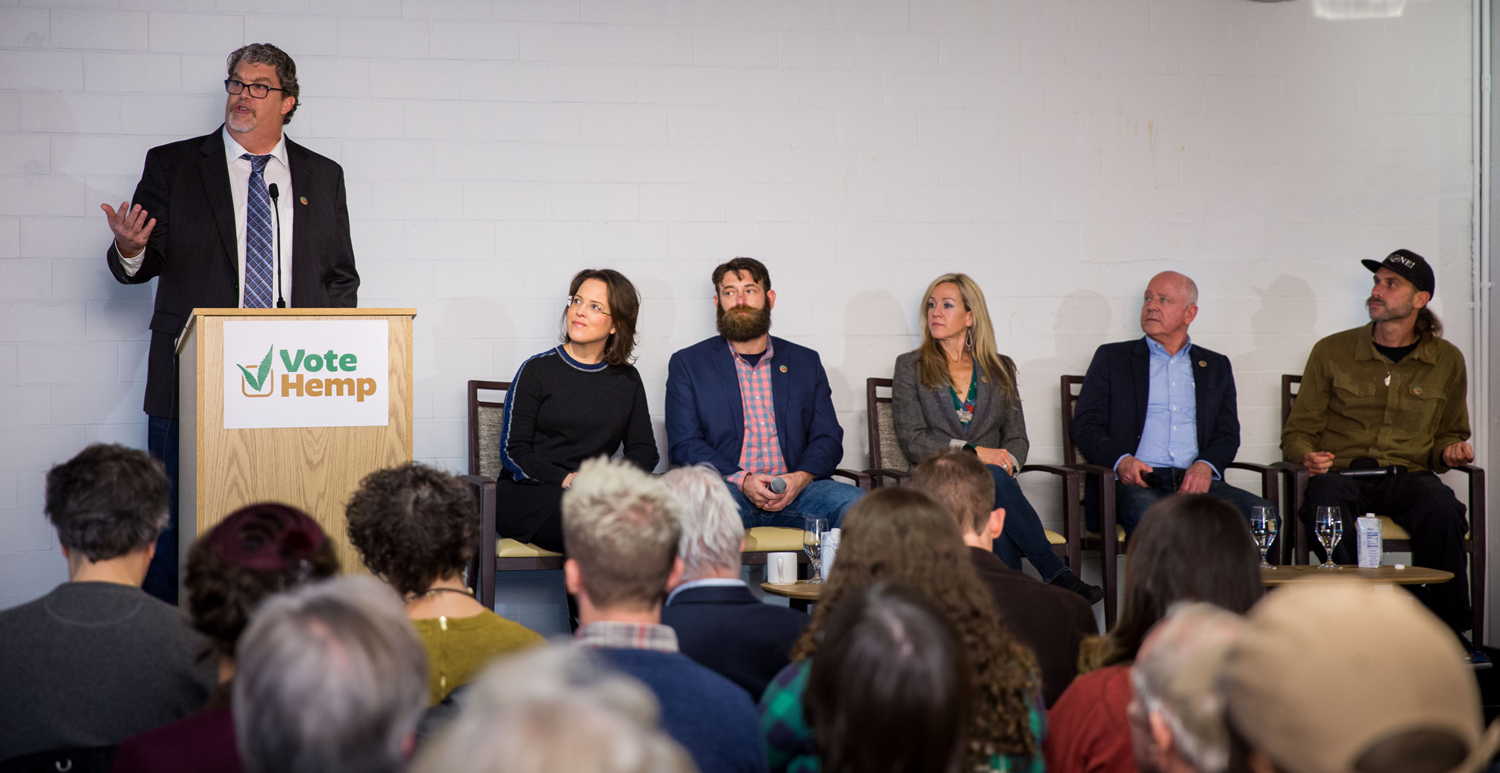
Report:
1298,471,1471,633
143,414,179,605
1117,467,1271,537
988,465,1068,583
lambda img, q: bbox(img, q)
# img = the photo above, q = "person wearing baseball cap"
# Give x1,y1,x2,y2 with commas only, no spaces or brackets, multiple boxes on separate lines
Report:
1220,580,1500,773
1280,249,1479,656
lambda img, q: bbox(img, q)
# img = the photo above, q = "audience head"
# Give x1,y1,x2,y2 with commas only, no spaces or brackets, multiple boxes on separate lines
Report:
662,463,745,583
187,503,339,662
807,583,972,773
1222,581,1499,773
234,575,427,773
45,443,169,579
910,449,1001,540
1128,602,1247,773
916,273,1018,406
562,457,683,616
1105,494,1262,667
346,462,476,597
413,645,693,773
562,268,641,366
794,486,1039,766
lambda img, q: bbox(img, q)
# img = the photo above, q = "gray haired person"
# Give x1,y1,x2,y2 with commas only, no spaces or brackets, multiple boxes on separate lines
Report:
412,645,694,773
659,464,808,701
1128,602,1247,773
234,575,427,773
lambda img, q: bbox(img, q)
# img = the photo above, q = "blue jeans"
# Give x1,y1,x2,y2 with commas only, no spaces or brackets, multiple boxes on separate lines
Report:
144,414,179,605
988,465,1069,583
726,478,863,529
1117,466,1270,537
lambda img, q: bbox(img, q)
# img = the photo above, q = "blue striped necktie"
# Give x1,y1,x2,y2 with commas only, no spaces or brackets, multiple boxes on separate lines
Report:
242,153,275,309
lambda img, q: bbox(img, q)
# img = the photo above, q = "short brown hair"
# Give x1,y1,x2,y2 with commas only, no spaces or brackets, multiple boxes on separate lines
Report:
346,463,476,597
562,457,681,611
910,450,994,536
563,269,641,366
46,443,168,561
711,257,771,293
227,43,300,125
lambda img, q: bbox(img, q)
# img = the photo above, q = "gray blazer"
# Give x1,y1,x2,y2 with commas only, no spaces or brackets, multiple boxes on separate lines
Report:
891,350,1030,467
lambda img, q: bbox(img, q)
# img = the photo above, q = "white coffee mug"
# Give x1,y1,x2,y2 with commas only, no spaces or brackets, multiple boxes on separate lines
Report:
767,552,798,584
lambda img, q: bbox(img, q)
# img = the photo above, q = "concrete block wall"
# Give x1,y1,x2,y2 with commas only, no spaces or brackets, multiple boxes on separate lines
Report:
0,0,1474,607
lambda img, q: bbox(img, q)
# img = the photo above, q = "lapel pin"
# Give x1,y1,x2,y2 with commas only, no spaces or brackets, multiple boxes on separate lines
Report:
299,196,308,205
1413,386,1423,395
779,365,787,373
1198,360,1207,367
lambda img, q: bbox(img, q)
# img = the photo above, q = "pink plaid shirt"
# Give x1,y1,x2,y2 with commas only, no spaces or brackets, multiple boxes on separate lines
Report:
727,338,787,489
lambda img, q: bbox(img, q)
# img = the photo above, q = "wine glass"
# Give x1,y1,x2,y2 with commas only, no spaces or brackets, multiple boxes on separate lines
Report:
1250,506,1278,569
1315,506,1343,569
803,517,827,584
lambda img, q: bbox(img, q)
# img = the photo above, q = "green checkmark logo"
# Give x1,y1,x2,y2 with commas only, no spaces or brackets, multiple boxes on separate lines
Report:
236,345,275,392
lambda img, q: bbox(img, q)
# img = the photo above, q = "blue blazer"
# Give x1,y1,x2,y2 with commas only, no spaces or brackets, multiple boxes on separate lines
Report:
666,336,846,479
661,584,808,701
1071,337,1242,475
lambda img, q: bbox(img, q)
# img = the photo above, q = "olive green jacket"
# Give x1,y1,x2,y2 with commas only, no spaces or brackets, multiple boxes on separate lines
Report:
1281,324,1470,473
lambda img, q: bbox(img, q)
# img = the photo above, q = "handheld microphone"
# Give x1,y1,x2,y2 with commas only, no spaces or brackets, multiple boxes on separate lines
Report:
769,477,787,494
267,183,286,308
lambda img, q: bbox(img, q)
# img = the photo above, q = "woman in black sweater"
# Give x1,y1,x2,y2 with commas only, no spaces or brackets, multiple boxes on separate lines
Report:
497,269,659,553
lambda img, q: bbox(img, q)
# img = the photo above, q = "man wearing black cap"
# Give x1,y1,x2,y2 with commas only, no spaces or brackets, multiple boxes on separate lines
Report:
1282,249,1476,642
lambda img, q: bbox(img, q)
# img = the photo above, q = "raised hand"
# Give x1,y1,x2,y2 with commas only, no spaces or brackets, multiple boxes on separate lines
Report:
101,202,155,257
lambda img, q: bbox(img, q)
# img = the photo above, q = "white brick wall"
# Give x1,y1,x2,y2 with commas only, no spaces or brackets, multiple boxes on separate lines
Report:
0,0,1475,607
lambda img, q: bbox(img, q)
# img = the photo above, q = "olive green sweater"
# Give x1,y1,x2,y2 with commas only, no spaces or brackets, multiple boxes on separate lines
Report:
1282,324,1470,473
412,610,545,704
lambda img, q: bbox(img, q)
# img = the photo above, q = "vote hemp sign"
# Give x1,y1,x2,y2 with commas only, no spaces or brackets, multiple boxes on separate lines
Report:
223,320,389,429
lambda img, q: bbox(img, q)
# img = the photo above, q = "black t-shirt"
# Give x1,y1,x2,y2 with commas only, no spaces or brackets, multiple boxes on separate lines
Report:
1374,341,1419,364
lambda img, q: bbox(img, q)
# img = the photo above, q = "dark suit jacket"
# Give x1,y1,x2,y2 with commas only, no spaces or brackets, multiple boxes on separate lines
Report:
661,584,808,701
665,336,845,479
1070,337,1242,475
106,127,360,417
969,548,1097,708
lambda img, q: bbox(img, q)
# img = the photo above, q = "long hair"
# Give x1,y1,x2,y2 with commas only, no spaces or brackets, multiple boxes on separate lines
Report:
1415,307,1443,338
807,583,972,773
1101,495,1263,667
791,488,1040,765
916,273,1018,409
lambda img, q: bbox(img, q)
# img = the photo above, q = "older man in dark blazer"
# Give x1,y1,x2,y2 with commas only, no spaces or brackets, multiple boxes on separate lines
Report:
100,44,359,602
665,257,861,528
659,465,807,701
1072,272,1268,535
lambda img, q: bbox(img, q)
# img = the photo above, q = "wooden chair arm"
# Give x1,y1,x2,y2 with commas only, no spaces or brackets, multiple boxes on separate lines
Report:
833,468,873,491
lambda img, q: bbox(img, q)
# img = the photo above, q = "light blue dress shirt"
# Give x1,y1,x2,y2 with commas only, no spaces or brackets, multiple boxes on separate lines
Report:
1121,336,1218,478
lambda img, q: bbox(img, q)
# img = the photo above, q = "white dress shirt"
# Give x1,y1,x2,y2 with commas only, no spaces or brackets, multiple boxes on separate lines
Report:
119,126,295,308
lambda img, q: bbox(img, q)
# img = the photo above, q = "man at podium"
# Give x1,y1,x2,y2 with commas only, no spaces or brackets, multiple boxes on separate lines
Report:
99,43,360,603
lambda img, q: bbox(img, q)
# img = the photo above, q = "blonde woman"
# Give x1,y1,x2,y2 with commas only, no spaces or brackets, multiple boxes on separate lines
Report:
892,274,1103,605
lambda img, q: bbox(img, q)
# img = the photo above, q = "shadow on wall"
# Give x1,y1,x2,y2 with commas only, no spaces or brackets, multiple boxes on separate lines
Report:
1238,275,1318,449
1020,289,1116,399
839,289,913,464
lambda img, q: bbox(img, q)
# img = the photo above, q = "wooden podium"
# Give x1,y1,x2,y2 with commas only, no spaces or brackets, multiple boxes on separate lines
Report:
175,308,415,573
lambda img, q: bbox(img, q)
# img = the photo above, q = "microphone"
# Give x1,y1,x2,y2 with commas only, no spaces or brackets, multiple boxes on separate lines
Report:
267,183,286,308
769,477,787,494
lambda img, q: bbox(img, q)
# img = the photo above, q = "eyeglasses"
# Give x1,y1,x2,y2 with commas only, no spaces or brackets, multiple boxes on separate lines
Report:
224,79,288,99
566,296,611,318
